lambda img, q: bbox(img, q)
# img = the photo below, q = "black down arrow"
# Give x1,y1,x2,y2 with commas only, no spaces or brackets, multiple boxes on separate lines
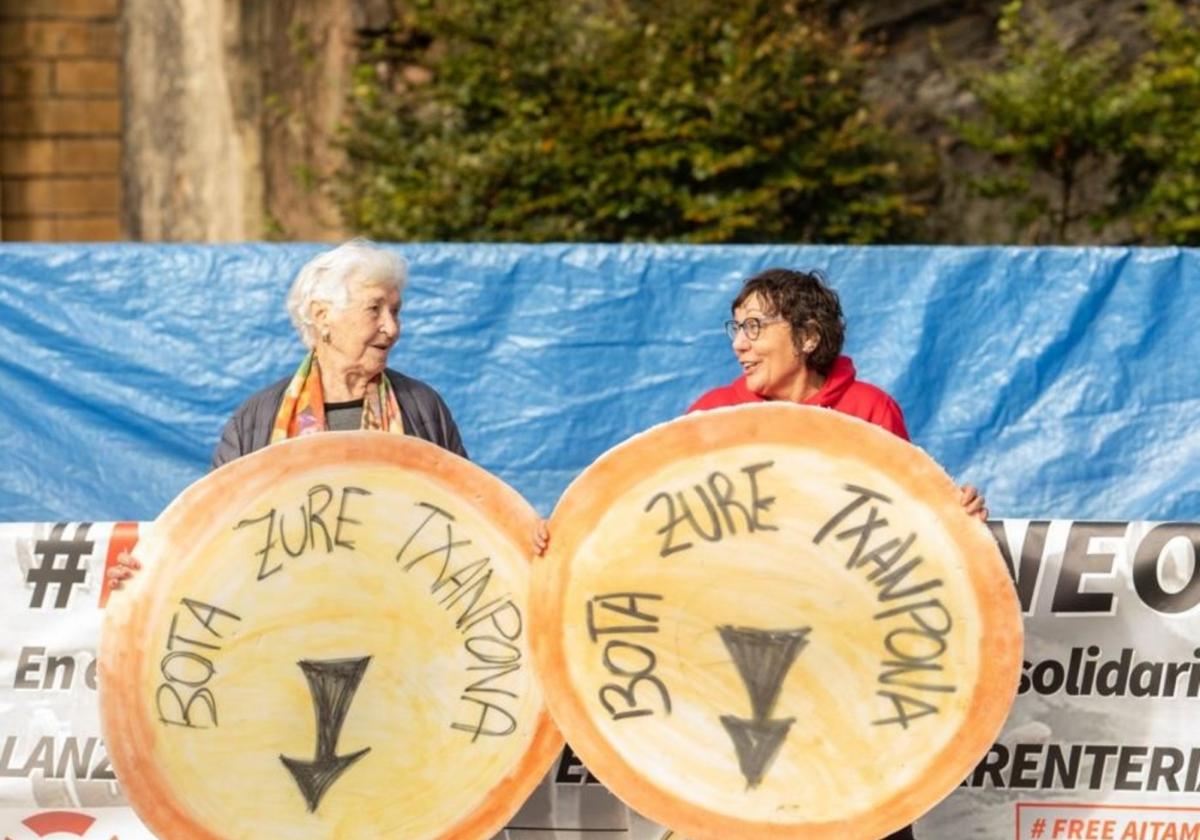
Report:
280,656,372,812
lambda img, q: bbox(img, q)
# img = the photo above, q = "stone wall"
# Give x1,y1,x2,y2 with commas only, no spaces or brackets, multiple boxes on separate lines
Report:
856,0,1146,243
0,0,123,241
0,0,1152,244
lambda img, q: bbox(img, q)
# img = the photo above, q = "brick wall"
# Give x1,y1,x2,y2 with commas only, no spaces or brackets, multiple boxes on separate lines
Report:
0,0,122,241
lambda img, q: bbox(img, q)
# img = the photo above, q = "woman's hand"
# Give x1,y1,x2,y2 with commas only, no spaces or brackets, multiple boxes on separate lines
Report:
958,484,989,522
533,520,550,557
106,550,141,591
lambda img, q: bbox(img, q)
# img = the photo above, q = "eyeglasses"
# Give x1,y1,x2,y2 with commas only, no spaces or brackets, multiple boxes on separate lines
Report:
724,316,784,341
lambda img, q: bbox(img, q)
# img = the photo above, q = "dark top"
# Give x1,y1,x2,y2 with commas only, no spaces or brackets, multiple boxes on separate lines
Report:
324,399,365,432
211,367,468,468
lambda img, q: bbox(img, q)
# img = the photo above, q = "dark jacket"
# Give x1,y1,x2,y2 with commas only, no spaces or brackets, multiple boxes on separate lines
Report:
211,368,467,469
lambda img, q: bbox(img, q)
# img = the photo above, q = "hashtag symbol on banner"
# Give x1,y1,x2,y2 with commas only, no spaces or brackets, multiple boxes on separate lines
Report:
1030,817,1047,839
27,523,94,609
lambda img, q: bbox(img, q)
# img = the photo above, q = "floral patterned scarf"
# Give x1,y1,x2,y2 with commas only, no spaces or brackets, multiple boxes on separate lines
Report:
270,352,406,443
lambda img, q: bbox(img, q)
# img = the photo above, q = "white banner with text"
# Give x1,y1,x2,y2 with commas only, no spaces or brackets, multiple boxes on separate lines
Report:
1,520,1198,839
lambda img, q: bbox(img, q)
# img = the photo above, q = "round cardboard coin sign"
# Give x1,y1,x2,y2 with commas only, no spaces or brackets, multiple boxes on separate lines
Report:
531,405,1022,840
100,432,562,840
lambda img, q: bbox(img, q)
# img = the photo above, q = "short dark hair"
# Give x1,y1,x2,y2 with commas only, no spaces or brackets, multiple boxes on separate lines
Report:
731,268,845,376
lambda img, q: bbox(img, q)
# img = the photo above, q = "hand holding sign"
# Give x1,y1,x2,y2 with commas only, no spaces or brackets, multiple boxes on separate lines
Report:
99,432,561,840
530,404,1022,840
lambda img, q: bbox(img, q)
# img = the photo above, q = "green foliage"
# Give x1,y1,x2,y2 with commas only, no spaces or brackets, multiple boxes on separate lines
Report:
1114,0,1200,244
950,0,1200,244
949,0,1131,242
336,0,925,243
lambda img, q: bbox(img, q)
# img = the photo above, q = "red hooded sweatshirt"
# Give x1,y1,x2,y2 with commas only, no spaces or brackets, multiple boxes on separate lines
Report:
687,355,909,441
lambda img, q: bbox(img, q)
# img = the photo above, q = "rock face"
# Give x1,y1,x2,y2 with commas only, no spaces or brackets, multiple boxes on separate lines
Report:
123,0,256,240
855,0,1147,243
251,1,355,242
118,0,1141,243
0,0,123,242
122,0,352,242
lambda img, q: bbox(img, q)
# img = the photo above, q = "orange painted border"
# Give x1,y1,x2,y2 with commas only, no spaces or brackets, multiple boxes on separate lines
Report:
532,404,1023,840
99,432,563,840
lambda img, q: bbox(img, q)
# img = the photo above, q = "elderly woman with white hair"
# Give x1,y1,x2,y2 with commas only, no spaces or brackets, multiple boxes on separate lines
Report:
108,240,465,590
211,239,465,466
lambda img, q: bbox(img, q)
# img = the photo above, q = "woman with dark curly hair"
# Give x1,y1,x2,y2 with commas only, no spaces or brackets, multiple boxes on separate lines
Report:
532,268,986,556
691,267,984,518
691,267,984,516
691,267,906,437
689,268,982,840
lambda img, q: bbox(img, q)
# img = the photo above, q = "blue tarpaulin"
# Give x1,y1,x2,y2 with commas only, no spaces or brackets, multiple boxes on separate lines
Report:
0,244,1195,522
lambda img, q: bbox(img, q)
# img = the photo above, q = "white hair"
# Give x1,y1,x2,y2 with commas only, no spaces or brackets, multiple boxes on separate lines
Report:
286,239,408,348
